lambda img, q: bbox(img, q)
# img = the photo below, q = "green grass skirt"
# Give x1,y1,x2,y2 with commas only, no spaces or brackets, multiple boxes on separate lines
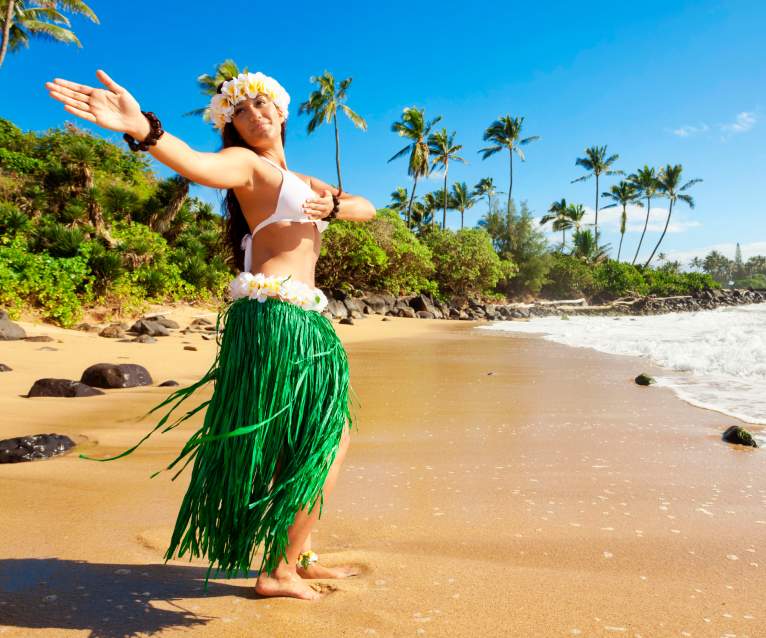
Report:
80,296,358,588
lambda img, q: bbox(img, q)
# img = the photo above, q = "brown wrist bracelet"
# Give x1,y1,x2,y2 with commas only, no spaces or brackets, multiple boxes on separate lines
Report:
327,193,341,220
123,111,164,152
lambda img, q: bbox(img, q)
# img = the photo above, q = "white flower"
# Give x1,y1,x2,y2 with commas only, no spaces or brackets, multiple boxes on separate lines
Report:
229,272,326,311
209,71,291,130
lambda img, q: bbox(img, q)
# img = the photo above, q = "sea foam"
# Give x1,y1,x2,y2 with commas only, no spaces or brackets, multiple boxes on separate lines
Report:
477,303,766,425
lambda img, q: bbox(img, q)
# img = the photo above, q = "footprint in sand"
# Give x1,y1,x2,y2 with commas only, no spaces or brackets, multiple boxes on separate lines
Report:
310,582,339,595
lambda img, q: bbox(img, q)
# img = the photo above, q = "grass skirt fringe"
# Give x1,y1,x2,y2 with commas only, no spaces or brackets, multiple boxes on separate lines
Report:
80,296,359,589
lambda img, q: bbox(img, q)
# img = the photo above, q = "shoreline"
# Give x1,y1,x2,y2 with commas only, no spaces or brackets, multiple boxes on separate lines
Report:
1,311,764,637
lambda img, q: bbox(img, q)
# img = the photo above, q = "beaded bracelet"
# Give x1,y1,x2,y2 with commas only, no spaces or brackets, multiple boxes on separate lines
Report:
326,193,341,221
123,111,165,152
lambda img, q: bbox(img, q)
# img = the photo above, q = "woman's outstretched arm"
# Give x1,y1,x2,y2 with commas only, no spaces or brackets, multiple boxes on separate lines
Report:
45,69,259,189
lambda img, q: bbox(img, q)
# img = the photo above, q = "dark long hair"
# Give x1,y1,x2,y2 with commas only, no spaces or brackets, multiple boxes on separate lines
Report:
220,109,287,272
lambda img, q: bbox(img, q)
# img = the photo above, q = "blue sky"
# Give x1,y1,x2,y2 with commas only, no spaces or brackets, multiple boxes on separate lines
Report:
2,0,764,264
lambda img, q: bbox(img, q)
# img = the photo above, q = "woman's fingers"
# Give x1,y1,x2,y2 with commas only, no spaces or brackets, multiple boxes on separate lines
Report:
50,77,94,95
48,89,91,112
96,69,122,93
46,83,90,108
63,103,97,123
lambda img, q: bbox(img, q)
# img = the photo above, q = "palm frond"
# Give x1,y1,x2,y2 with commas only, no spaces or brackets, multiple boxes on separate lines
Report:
47,0,99,23
478,145,502,160
16,20,80,45
340,104,367,130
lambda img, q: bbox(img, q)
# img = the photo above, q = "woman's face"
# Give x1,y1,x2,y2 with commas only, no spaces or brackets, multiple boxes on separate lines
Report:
231,93,284,148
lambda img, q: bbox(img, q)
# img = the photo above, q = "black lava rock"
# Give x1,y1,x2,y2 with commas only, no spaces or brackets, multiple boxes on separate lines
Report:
28,378,105,398
635,373,656,386
80,363,153,389
0,433,76,463
721,425,758,448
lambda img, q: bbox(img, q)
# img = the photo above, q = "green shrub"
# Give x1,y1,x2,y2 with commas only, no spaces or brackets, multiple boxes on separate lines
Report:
30,219,87,258
421,226,513,298
0,203,30,242
541,253,596,299
0,147,42,174
0,238,91,326
316,216,388,292
641,268,718,296
736,273,766,289
593,260,649,298
367,209,436,295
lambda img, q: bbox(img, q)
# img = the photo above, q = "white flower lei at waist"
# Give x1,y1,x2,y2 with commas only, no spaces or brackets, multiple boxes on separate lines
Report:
229,272,328,313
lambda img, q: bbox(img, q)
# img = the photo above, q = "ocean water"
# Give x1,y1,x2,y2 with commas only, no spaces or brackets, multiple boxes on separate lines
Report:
477,303,766,425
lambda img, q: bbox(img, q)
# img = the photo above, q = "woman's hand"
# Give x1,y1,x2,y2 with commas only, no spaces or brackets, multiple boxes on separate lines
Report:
45,70,149,138
302,190,335,220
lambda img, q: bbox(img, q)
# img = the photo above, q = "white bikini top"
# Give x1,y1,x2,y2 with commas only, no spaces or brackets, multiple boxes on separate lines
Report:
240,155,329,272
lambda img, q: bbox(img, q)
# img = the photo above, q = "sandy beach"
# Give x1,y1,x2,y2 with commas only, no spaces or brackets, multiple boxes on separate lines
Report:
1,306,764,638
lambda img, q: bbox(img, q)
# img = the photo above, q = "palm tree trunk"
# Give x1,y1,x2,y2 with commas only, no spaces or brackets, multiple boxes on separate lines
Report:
460,209,464,229
632,196,651,265
441,163,448,229
594,173,600,244
332,114,343,193
562,228,565,249
507,148,513,216
406,177,418,229
617,234,624,261
644,199,673,268
0,0,15,68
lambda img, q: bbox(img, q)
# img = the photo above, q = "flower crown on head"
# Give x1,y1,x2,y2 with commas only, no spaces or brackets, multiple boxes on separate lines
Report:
207,71,291,130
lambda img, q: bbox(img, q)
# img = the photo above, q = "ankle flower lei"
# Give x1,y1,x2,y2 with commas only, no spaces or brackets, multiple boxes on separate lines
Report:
297,551,319,569
229,272,328,313
208,71,291,130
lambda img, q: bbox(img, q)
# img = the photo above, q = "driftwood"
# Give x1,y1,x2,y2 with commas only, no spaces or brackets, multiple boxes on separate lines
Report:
535,298,586,306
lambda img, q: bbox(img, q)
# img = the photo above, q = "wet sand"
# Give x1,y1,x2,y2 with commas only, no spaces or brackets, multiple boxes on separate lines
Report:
0,307,764,637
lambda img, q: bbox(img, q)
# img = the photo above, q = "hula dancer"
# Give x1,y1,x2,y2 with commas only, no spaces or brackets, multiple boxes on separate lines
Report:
45,69,375,601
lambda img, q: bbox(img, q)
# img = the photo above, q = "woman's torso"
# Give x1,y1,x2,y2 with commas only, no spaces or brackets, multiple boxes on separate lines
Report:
234,156,325,288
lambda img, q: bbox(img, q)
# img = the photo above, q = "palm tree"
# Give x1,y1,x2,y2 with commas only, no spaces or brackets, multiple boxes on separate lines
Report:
479,115,539,215
540,198,573,249
450,181,476,229
689,256,704,271
572,228,611,264
298,71,367,193
186,59,245,118
419,191,443,233
472,177,504,218
428,128,464,229
601,181,642,262
627,166,660,266
644,164,702,268
0,0,99,68
388,186,409,218
566,203,587,233
388,107,442,229
571,145,623,243
149,175,190,236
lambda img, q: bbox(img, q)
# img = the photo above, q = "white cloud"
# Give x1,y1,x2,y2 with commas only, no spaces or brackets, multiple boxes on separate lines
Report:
669,112,757,140
720,111,756,136
579,204,700,234
672,123,709,137
663,241,766,266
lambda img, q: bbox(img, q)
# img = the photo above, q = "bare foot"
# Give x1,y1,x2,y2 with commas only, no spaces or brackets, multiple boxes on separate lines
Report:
254,569,323,600
297,562,362,579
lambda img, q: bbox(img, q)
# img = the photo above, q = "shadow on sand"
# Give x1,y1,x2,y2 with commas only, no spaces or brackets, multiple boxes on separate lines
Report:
0,557,261,637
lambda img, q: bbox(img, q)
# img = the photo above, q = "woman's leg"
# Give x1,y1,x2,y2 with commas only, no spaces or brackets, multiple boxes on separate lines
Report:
254,427,351,599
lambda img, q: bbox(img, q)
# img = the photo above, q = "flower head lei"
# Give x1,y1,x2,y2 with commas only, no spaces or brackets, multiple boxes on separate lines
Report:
207,71,291,130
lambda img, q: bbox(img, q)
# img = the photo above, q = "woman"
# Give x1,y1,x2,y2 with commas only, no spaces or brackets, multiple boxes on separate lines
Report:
45,69,376,601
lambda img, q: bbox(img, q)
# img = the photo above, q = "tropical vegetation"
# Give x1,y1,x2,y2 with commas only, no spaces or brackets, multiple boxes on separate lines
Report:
3,61,760,328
